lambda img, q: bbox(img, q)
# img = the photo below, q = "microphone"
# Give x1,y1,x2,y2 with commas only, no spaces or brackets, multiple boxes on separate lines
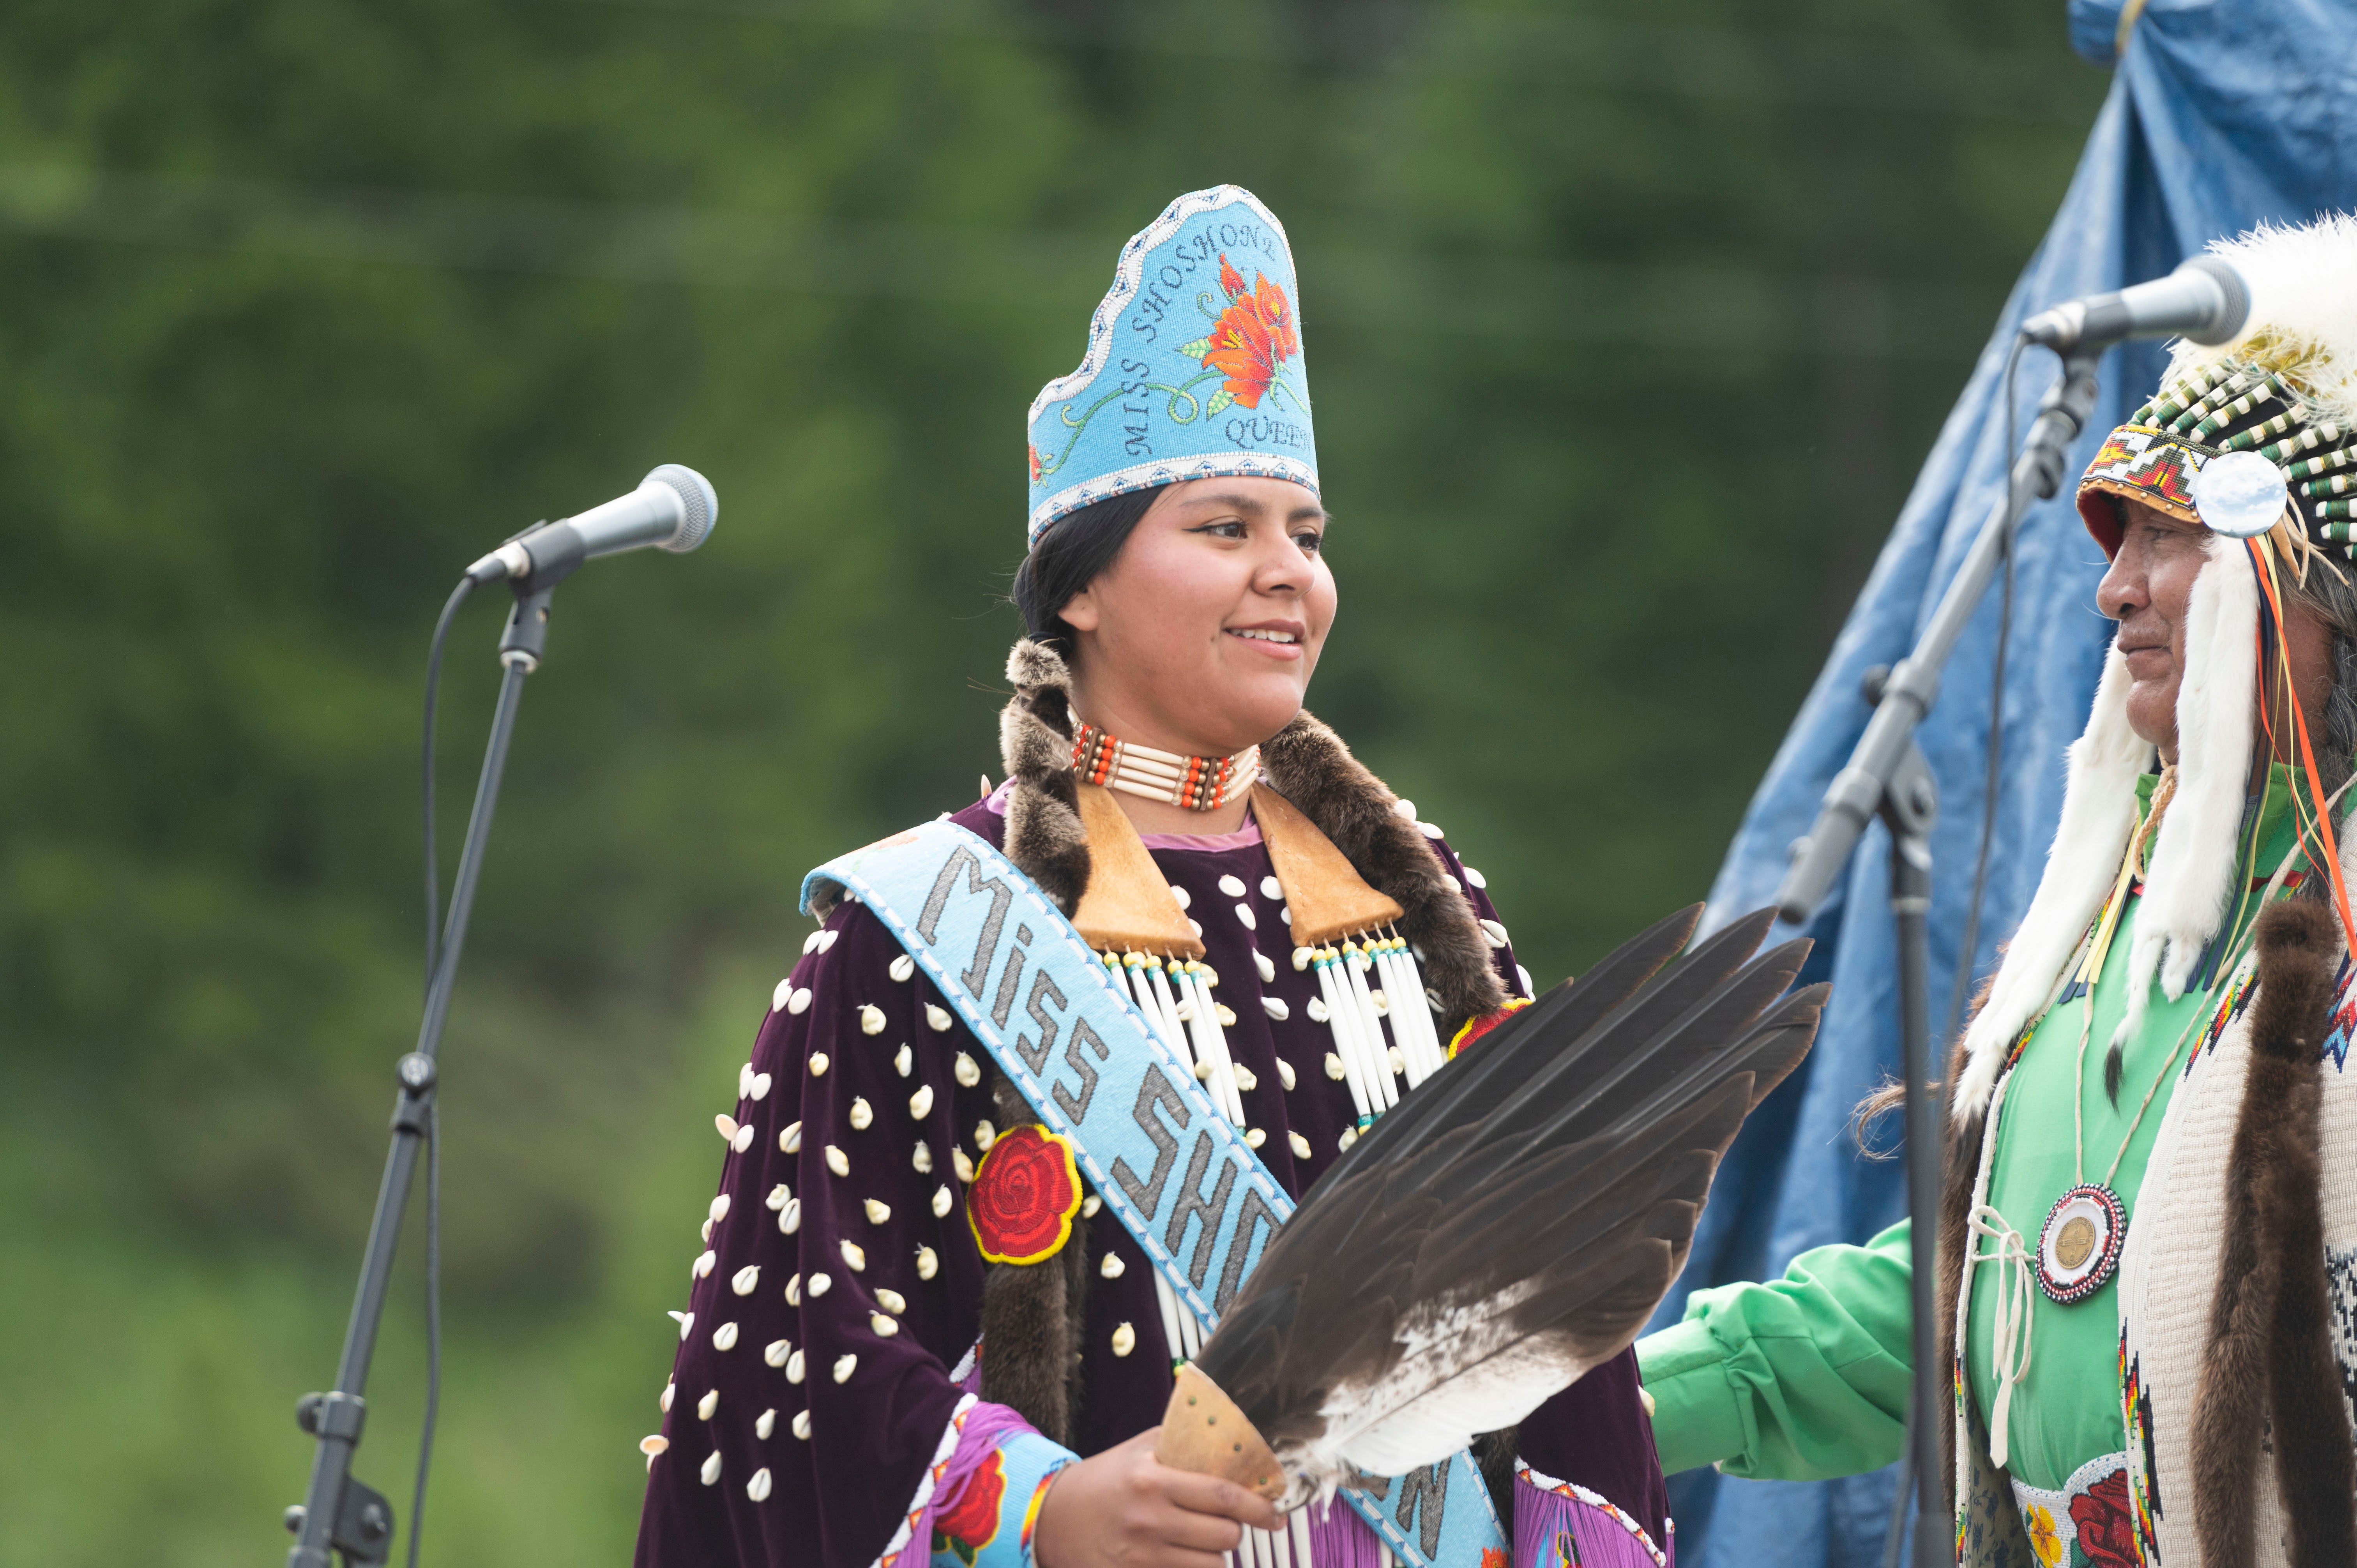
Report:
466,464,718,586
2020,256,2251,354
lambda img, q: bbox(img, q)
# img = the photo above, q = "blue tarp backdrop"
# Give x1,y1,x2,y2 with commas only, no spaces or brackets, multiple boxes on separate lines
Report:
1654,3,2357,1564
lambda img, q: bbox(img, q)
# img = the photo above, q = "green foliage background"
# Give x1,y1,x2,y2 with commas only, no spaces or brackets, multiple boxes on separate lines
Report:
0,2,2105,1561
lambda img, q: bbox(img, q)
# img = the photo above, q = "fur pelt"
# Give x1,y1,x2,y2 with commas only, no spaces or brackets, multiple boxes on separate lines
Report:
1934,1034,1983,1519
977,1072,1092,1444
2191,901,2356,1568
984,637,1512,1459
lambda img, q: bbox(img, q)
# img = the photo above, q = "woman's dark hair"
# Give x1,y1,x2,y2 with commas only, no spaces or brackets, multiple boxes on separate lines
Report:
1011,484,1167,658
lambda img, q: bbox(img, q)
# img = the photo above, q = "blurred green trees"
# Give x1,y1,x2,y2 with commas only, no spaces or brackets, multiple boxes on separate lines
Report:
0,1,2102,1561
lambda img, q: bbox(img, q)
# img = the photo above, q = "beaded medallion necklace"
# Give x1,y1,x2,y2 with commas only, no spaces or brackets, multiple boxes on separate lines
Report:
1071,719,1260,811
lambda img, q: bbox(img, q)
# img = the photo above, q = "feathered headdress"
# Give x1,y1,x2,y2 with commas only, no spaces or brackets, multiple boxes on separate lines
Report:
1154,904,1824,1506
1954,212,2357,1122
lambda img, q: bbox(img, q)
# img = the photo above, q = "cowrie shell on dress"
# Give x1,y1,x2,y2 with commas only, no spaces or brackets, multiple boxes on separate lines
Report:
864,1198,891,1225
912,1141,932,1173
1279,907,1291,926
1218,874,1247,897
1254,950,1276,983
916,1245,939,1279
1198,964,1218,988
701,1218,713,1244
1234,903,1257,931
1479,919,1509,948
781,1121,802,1153
832,1354,857,1384
764,1339,790,1367
1188,918,1203,938
739,1063,755,1100
871,1312,898,1337
1338,1128,1358,1151
889,954,915,983
747,1465,772,1501
787,987,813,1015
894,1044,912,1077
824,1144,849,1177
1463,865,1487,888
1288,1130,1312,1158
710,1195,732,1224
693,1250,716,1279
848,1097,873,1131
877,1288,906,1314
641,1434,669,1457
1245,1128,1267,1149
858,1005,885,1036
784,1273,800,1305
1231,1064,1256,1092
1260,876,1283,900
1100,1253,1124,1279
1369,989,1389,1015
909,1084,935,1119
807,1053,829,1078
700,1450,723,1486
1111,1322,1136,1357
974,1120,995,1151
786,1349,805,1383
765,1183,790,1211
1193,1061,1214,1082
1262,996,1289,1022
932,1185,952,1218
773,978,794,1012
1518,964,1535,997
926,1004,953,1033
673,1310,694,1340
661,1380,676,1411
1388,1047,1406,1075
748,1073,772,1101
756,1407,776,1439
803,929,824,955
713,1321,739,1351
731,1265,760,1296
1292,946,1311,972
1392,798,1417,819
1276,1058,1296,1091
1307,998,1329,1023
1216,1003,1237,1026
734,1123,755,1152
840,1239,866,1271
1426,987,1445,1012
1418,820,1444,839
1082,1195,1101,1218
779,1198,800,1234
1442,874,1460,892
808,1271,832,1298
816,929,838,953
792,1409,811,1439
952,1148,975,1183
715,1113,740,1143
1169,883,1192,909
953,1052,979,1086
1325,1053,1345,1081
697,1388,719,1421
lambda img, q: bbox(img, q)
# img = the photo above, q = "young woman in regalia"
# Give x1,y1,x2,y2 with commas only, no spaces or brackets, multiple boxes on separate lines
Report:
634,187,1680,1568
1635,214,2357,1565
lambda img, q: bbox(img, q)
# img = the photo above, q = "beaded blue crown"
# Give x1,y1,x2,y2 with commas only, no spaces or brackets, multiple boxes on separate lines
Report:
1025,186,1319,547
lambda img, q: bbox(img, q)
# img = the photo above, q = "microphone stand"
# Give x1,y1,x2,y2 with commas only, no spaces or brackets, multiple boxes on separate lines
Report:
282,576,562,1567
1775,341,2103,1568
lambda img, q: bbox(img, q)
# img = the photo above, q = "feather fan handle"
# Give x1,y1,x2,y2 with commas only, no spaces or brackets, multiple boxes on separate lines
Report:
1156,1363,1288,1501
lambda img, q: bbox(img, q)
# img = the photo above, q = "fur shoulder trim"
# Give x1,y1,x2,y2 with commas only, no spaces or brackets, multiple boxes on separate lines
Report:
1952,643,2150,1121
2110,534,2260,1056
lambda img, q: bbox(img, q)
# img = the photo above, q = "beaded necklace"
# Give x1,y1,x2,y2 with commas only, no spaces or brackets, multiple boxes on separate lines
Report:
1070,720,1260,811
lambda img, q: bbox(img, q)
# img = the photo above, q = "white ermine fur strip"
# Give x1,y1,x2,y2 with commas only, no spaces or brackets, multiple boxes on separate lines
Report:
1952,645,2149,1122
2110,535,2259,1055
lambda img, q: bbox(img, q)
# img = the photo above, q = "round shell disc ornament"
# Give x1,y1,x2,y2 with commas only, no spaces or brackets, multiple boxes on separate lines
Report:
2191,449,2292,538
2037,1183,2125,1304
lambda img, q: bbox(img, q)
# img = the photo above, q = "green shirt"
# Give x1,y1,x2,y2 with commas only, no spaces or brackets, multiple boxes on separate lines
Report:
1640,768,2306,1488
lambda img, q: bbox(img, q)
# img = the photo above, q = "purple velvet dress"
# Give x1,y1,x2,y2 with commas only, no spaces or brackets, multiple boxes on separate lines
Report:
635,789,1675,1568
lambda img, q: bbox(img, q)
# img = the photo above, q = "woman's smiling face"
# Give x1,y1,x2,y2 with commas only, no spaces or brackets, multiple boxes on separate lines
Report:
1056,476,1336,758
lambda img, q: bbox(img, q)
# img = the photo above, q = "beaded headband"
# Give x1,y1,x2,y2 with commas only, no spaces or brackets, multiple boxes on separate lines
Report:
2077,360,2357,558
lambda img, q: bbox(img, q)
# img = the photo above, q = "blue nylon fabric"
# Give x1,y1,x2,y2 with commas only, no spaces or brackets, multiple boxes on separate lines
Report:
1654,6,2357,1563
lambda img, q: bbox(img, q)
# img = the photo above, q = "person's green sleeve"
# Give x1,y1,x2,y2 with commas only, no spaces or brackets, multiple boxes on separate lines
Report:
1636,1218,1915,1481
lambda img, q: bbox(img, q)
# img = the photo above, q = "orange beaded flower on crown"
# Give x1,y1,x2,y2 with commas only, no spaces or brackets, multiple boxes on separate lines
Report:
1198,254,1299,411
